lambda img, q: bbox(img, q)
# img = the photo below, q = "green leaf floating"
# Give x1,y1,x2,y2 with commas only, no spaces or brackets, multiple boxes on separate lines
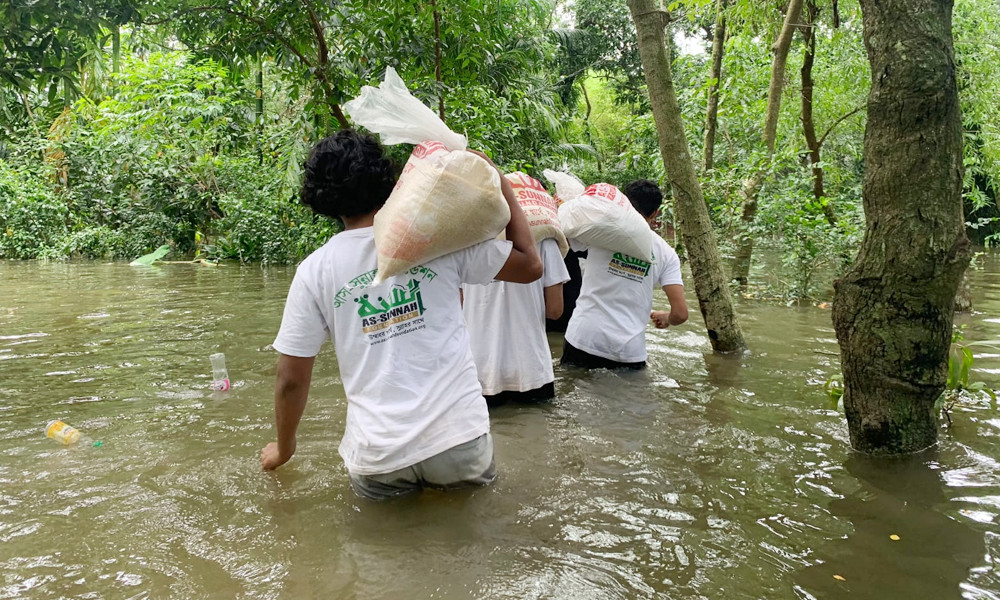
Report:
129,245,170,266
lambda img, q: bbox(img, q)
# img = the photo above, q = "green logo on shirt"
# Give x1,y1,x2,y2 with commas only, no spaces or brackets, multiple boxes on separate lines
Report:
609,252,651,280
357,279,426,332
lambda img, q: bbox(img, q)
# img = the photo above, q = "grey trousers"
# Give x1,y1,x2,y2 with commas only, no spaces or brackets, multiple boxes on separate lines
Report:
349,433,497,500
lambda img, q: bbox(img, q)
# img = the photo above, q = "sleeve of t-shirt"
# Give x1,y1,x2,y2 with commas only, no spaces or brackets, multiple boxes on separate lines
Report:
457,239,513,285
541,238,571,287
656,239,684,288
569,238,589,253
272,267,329,357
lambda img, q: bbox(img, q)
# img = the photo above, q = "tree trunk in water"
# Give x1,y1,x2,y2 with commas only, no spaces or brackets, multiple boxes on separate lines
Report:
731,0,804,285
954,267,973,313
799,0,837,226
702,0,726,172
627,0,746,353
832,0,970,455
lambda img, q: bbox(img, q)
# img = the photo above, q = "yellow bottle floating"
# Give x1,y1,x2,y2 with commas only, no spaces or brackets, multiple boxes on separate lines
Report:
45,420,102,447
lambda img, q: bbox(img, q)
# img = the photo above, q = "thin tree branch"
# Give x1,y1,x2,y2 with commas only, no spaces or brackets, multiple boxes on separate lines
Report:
301,0,329,66
299,0,349,130
818,105,864,148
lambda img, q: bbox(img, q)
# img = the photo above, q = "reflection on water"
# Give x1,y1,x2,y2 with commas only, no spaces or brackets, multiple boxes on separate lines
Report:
795,452,994,599
1,255,999,599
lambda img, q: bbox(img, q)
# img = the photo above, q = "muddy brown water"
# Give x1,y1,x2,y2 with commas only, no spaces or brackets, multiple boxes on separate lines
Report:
1,256,999,599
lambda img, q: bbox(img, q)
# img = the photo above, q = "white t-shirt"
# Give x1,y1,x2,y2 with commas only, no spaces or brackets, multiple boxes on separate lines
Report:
564,230,682,363
272,226,512,476
462,239,570,395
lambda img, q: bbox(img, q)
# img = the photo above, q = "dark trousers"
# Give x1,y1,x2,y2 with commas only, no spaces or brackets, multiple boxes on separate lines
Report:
560,340,646,371
483,381,556,408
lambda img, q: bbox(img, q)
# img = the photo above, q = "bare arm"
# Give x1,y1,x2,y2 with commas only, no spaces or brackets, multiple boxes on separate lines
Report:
544,284,564,320
261,353,315,470
651,284,689,329
469,150,542,283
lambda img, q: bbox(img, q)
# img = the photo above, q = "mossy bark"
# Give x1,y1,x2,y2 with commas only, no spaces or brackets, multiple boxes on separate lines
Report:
627,0,746,353
832,0,970,455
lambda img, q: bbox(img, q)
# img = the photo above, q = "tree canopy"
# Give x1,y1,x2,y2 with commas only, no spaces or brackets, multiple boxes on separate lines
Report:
0,0,998,304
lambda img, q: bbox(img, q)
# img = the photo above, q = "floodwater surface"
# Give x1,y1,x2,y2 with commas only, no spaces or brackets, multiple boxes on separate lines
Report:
2,256,1000,599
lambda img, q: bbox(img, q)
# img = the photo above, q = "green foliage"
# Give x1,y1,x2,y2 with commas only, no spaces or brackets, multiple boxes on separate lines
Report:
1,0,998,283
204,156,339,264
955,0,1000,246
3,49,339,263
562,75,660,186
937,326,999,425
573,0,647,105
0,0,138,97
0,160,68,258
823,374,843,410
57,53,253,256
129,244,170,265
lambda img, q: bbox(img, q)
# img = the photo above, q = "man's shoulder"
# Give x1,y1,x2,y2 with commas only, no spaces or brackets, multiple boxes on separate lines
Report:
650,232,676,256
431,238,509,265
303,231,372,264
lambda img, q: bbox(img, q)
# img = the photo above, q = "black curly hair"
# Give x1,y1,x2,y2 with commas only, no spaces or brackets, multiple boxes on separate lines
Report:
300,130,400,219
622,179,663,218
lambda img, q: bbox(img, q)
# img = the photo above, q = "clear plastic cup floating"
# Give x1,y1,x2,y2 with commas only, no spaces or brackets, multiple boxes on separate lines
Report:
210,352,230,391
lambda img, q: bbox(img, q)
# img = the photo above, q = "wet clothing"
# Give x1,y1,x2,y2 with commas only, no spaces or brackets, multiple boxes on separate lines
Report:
462,238,569,397
273,226,511,477
561,340,646,370
349,433,496,500
563,231,682,365
483,382,557,407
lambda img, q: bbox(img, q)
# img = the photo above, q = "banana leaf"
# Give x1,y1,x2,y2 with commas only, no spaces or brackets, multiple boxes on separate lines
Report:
129,245,170,266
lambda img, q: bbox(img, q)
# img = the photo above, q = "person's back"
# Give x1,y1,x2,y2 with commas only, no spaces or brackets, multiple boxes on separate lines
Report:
283,226,510,471
462,238,569,405
261,130,542,500
561,179,687,370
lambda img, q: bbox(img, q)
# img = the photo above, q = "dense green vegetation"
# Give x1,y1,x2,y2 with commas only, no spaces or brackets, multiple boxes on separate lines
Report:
2,0,998,298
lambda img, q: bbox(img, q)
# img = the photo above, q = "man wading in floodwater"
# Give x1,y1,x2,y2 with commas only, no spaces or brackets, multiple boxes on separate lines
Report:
260,130,541,500
560,179,688,370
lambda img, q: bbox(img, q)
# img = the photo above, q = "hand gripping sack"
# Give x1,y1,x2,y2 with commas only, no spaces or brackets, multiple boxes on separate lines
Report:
344,68,510,283
543,170,652,262
504,172,568,257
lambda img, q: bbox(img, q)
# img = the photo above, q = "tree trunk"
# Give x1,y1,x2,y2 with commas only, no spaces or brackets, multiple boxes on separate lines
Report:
112,26,121,75
302,0,350,131
799,0,837,226
627,0,746,353
256,55,264,165
832,0,970,455
731,0,804,285
954,266,973,313
579,80,603,173
702,0,726,172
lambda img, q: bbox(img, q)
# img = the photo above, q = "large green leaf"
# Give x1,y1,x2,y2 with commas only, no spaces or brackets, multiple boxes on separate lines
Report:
129,244,170,266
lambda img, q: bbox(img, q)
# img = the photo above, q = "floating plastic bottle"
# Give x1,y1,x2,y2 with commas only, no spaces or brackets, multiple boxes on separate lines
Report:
45,420,102,447
210,352,230,391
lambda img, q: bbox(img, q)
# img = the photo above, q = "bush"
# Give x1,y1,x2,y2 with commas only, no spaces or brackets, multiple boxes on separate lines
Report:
203,156,338,264
0,161,69,259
